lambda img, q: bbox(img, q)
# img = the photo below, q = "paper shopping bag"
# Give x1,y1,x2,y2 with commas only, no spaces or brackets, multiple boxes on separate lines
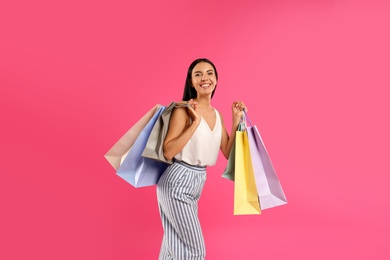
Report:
222,121,246,181
247,125,287,209
104,104,162,170
116,106,168,187
221,140,236,181
234,130,261,215
142,101,189,164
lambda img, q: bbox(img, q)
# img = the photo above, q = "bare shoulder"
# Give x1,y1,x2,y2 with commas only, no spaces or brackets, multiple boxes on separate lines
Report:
171,106,189,124
172,106,188,117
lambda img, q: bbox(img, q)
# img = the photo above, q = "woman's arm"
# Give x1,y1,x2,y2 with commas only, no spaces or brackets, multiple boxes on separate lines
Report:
163,101,201,161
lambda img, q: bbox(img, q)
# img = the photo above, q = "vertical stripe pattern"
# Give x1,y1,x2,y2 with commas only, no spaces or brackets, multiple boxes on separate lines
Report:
157,160,207,260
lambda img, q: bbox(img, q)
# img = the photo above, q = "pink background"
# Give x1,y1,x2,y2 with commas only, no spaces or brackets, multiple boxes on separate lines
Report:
1,0,389,259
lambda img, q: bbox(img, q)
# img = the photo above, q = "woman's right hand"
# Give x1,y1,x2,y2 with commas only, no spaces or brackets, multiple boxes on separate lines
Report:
186,99,200,125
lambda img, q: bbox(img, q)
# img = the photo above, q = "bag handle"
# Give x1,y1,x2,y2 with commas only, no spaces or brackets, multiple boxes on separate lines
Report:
237,110,253,132
243,110,253,127
174,102,191,108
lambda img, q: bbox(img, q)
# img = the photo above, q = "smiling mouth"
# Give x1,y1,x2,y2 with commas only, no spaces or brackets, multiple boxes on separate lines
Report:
200,84,211,88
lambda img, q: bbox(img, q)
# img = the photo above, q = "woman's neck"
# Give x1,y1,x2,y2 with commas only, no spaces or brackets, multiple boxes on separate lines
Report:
194,97,212,109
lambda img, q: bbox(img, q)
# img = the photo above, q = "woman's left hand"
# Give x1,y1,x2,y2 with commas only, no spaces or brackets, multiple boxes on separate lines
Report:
232,100,247,125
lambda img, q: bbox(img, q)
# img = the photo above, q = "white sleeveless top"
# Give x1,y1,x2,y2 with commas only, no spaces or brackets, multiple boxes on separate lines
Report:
174,109,222,166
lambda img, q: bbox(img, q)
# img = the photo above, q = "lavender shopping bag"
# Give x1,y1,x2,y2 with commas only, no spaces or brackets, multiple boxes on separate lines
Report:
116,106,168,187
246,113,287,209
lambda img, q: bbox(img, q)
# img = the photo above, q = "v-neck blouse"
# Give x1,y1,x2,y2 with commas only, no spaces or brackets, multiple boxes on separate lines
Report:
174,109,222,166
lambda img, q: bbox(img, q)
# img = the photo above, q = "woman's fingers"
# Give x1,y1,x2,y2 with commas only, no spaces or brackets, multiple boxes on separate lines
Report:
232,100,247,112
187,99,198,108
184,99,199,122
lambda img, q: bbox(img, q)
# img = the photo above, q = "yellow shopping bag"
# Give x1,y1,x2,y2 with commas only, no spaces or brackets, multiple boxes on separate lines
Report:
234,130,261,215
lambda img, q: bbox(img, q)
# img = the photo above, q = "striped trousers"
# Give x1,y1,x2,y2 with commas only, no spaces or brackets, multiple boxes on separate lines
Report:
157,160,207,260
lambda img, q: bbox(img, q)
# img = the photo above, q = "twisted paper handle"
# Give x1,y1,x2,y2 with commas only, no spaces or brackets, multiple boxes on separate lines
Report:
174,102,191,108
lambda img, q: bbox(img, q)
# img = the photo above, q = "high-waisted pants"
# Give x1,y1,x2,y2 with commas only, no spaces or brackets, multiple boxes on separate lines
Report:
156,160,207,260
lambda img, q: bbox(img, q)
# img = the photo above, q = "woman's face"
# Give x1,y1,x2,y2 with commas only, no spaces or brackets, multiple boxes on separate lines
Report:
191,62,217,97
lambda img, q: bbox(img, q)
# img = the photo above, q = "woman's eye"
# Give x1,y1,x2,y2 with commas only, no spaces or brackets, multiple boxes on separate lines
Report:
194,73,200,77
208,72,214,75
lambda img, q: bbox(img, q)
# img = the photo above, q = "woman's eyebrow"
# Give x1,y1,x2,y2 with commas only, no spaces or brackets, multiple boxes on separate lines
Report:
193,69,214,74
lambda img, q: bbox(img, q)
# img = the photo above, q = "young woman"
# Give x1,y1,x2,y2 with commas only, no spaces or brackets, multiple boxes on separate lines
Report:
156,58,246,260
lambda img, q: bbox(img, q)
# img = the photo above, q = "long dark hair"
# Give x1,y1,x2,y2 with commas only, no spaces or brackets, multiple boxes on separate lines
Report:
182,58,218,101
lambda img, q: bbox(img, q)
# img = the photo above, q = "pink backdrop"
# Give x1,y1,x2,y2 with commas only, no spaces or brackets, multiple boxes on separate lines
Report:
1,0,389,259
